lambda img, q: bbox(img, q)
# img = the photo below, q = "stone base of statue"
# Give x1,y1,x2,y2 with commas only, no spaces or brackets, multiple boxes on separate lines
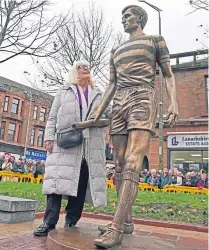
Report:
46,227,176,250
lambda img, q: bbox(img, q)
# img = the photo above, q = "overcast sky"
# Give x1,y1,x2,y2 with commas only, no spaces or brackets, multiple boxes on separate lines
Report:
0,0,208,87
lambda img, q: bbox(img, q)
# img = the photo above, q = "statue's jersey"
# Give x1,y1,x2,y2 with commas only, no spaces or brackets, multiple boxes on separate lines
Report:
110,35,170,89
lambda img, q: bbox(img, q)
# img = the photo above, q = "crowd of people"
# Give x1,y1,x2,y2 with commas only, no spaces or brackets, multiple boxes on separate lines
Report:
0,152,45,178
106,167,208,189
1,152,207,190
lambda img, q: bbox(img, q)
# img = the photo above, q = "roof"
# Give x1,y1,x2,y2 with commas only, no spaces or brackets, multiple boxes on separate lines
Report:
0,76,54,101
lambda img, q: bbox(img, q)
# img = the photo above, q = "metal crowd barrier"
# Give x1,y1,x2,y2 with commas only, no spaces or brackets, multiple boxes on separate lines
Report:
0,171,208,195
0,171,43,184
161,184,208,195
106,181,208,195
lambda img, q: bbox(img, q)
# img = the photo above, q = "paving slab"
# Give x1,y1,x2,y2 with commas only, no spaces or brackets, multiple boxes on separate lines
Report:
0,195,37,223
0,210,36,223
0,195,38,212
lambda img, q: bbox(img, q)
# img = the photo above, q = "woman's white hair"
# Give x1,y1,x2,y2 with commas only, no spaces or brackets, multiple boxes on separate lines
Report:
68,60,95,85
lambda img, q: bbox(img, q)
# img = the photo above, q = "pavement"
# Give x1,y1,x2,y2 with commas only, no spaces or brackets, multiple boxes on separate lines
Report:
0,215,208,250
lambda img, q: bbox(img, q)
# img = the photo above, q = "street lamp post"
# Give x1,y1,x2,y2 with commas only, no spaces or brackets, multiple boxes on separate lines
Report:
138,0,164,170
24,90,33,158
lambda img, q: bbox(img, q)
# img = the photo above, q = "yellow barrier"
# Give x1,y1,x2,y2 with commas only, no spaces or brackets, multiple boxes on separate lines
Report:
0,171,208,195
138,183,159,192
161,185,208,195
106,181,208,195
106,180,115,189
0,171,44,184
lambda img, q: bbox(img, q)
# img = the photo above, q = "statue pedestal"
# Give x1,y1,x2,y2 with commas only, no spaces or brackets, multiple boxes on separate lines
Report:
47,227,176,250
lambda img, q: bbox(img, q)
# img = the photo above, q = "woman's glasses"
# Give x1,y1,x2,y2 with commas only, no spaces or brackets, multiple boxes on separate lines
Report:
76,65,90,70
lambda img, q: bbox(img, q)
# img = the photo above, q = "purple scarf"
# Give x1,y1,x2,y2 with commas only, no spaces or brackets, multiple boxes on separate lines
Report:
76,86,88,120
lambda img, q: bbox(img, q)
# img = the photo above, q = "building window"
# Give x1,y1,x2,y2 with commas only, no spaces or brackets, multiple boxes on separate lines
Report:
205,76,209,112
3,96,9,112
11,98,19,114
38,130,44,147
30,127,35,146
8,123,16,142
170,150,207,173
40,108,46,122
33,106,38,120
0,121,6,140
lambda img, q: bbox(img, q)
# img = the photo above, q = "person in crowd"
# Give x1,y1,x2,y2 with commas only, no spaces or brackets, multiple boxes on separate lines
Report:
144,169,148,175
197,174,208,189
2,157,13,171
200,169,207,176
33,160,45,178
184,172,192,186
12,159,25,173
147,169,160,186
173,171,183,186
0,153,5,170
106,167,113,180
160,168,171,188
1,156,12,181
139,177,144,183
143,169,150,183
168,169,173,177
34,60,109,237
171,169,178,185
21,158,27,166
9,156,16,169
158,169,162,175
181,171,186,186
24,159,34,174
190,171,199,187
110,172,116,185
156,171,161,187
138,171,145,183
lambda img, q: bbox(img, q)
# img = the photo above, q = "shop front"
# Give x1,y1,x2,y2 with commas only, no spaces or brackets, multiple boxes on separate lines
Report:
167,133,208,173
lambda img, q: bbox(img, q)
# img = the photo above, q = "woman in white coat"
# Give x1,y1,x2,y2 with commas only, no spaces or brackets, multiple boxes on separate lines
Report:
34,60,109,236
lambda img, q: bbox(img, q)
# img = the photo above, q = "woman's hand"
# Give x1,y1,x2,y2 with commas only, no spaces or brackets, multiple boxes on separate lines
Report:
45,140,54,153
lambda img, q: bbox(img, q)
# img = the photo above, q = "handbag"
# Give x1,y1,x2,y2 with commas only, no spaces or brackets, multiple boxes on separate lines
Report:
56,101,93,149
57,127,84,149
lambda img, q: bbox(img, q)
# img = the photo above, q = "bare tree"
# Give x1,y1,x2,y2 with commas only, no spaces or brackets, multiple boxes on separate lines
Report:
0,0,67,64
35,4,121,90
189,0,209,13
188,0,209,49
195,24,208,49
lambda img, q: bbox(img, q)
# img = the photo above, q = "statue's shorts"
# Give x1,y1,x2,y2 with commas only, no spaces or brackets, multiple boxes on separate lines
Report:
110,85,157,135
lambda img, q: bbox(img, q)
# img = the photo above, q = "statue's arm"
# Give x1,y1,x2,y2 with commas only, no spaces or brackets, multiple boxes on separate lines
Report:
156,35,178,126
160,61,179,126
93,57,117,121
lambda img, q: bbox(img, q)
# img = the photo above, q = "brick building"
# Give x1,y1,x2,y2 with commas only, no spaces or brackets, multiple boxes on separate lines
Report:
0,77,53,160
106,50,208,173
0,50,208,172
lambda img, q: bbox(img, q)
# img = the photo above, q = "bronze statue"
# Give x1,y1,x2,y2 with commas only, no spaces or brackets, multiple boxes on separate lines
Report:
90,5,179,249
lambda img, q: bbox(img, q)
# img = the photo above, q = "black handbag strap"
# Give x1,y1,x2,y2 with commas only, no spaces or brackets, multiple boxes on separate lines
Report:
84,101,94,121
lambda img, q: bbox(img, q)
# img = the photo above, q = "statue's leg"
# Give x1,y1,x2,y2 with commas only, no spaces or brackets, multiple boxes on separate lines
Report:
113,135,134,234
94,130,150,248
99,134,134,234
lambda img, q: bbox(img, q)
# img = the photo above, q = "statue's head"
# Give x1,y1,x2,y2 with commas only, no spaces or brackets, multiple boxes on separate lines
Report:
122,5,148,33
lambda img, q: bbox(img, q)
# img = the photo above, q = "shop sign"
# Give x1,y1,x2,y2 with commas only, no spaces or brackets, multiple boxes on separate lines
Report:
26,149,47,161
167,134,208,148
